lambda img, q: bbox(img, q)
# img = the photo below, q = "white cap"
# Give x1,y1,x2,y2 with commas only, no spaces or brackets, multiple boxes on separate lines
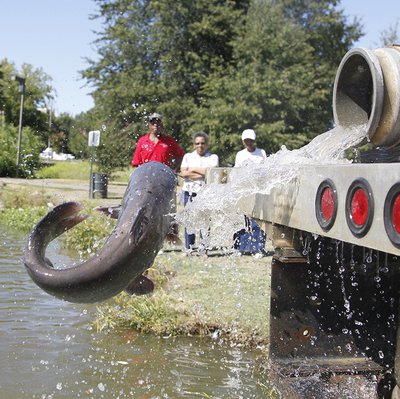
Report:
241,129,256,141
148,112,162,121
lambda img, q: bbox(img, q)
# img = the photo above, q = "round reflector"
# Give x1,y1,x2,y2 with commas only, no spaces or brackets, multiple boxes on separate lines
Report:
315,179,337,231
346,178,374,237
351,188,369,226
384,182,400,247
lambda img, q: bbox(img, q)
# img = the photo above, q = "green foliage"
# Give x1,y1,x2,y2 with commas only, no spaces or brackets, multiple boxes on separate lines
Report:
0,119,42,177
0,206,48,232
68,109,104,160
0,186,53,209
0,59,55,141
95,291,180,334
0,186,55,231
63,207,115,254
82,0,362,166
0,122,17,176
84,0,250,166
0,59,58,175
49,112,75,154
190,0,363,160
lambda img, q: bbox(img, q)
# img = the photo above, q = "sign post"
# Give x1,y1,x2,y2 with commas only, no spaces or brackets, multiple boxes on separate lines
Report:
88,130,100,198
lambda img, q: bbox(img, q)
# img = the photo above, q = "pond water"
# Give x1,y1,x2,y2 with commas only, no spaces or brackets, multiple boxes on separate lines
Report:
0,226,269,399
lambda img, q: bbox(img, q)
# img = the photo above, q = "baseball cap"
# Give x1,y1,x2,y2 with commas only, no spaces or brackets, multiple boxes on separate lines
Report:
149,112,162,122
241,129,256,141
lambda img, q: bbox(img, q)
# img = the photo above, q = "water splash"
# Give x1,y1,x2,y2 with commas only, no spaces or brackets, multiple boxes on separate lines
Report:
176,125,367,248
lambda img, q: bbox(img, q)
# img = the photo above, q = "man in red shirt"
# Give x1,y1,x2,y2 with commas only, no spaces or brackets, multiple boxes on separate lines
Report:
131,113,185,172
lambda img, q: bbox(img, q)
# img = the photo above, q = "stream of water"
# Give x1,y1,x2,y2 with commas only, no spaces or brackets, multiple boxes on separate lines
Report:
177,124,368,248
0,226,269,399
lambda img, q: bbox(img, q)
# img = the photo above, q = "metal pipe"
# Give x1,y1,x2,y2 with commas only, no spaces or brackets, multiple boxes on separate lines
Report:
333,46,400,148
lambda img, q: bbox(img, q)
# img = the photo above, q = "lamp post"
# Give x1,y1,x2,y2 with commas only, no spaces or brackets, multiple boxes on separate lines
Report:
13,76,26,177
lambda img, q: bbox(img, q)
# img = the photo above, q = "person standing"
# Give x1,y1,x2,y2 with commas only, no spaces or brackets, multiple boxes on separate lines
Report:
234,129,267,167
131,113,185,172
234,128,267,256
180,131,219,253
131,112,184,248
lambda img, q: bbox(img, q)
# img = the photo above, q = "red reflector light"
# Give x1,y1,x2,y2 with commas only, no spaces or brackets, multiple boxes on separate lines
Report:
351,188,369,226
315,179,337,231
346,178,374,238
392,195,400,234
385,183,400,247
321,187,334,222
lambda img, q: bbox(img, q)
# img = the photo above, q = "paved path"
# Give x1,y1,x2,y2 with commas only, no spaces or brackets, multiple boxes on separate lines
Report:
0,177,127,202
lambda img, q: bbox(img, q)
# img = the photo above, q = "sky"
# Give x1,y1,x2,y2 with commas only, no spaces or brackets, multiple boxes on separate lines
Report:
0,0,399,116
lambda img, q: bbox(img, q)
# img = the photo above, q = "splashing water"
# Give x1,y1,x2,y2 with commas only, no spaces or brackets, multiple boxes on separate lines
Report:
176,125,368,248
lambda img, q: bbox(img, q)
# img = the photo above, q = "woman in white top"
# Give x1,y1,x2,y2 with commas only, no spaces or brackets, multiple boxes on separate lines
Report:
180,131,219,251
234,129,267,167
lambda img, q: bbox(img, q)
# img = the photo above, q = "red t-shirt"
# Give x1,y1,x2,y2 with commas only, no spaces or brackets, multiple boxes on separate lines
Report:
131,133,185,167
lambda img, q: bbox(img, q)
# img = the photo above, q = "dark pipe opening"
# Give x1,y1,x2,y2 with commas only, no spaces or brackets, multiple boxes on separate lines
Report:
335,55,373,125
333,48,384,142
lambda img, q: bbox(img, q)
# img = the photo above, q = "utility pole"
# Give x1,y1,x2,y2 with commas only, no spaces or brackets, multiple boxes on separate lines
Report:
14,76,26,177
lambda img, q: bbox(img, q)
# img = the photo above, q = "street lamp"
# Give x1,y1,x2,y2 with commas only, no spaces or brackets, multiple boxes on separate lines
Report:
13,75,26,177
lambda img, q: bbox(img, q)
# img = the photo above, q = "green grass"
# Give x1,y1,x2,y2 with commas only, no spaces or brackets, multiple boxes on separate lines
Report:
0,186,55,231
63,206,116,254
110,167,132,182
36,160,91,179
95,249,271,346
0,206,49,232
36,160,131,182
0,185,54,209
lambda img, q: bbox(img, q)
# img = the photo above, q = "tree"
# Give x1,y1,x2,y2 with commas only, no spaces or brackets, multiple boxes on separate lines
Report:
83,0,362,166
380,21,400,46
0,59,55,145
0,121,42,177
83,0,249,168
68,110,97,159
0,59,55,176
190,0,363,163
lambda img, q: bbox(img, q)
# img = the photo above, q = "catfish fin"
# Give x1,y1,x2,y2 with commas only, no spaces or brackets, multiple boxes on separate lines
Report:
94,205,121,219
124,275,154,296
129,207,148,246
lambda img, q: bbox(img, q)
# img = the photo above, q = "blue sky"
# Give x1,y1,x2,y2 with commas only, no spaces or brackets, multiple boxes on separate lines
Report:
0,0,399,116
0,0,100,116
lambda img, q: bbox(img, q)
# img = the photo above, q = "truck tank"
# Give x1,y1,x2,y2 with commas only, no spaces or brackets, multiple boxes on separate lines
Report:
205,45,400,398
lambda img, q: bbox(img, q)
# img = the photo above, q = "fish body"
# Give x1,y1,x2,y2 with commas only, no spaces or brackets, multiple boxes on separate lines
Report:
23,162,176,303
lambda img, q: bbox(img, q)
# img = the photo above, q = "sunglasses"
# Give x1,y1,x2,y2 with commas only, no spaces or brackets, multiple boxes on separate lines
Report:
150,119,161,124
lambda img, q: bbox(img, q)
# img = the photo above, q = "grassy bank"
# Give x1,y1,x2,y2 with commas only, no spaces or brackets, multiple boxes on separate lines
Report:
0,176,272,348
96,248,271,347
